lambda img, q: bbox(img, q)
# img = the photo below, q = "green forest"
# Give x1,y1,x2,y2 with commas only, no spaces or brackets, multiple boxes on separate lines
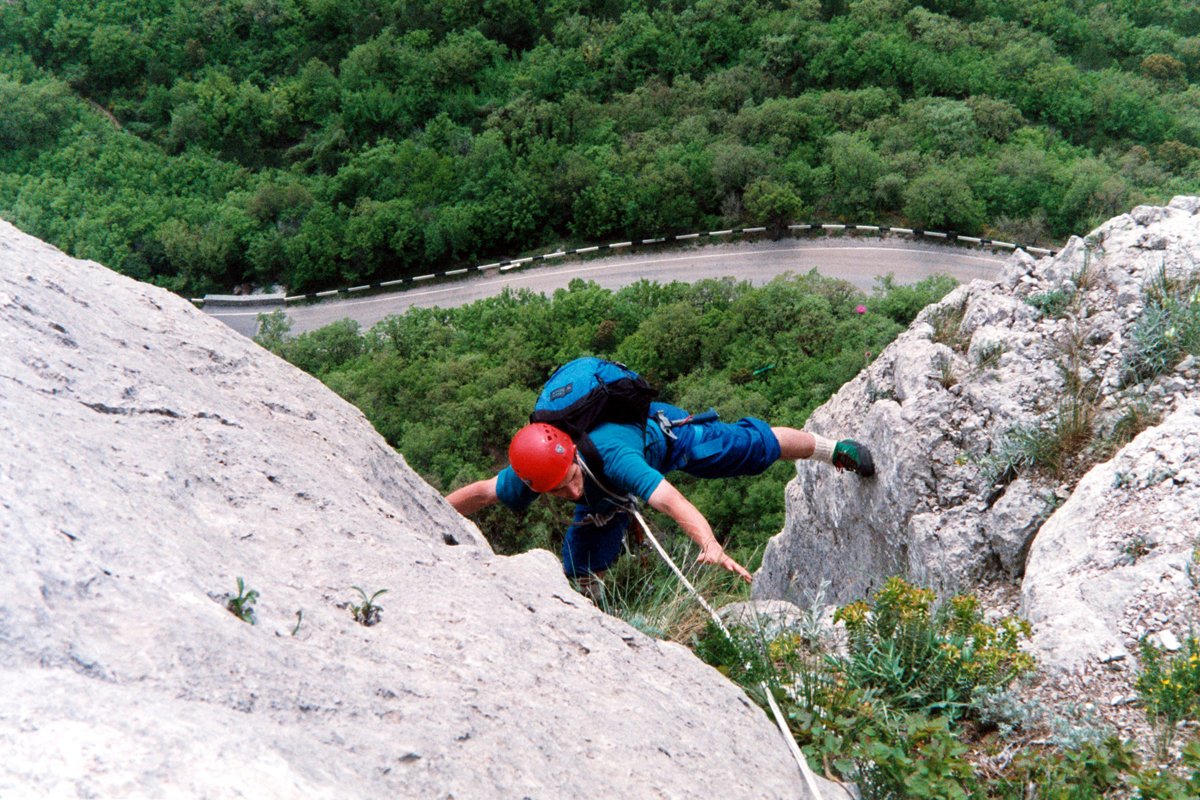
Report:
3,0,1200,297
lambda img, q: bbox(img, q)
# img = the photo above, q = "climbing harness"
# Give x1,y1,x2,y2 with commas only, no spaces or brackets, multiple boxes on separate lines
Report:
652,407,720,464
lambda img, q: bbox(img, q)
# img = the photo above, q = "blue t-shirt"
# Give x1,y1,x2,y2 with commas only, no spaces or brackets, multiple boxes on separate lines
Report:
495,402,697,512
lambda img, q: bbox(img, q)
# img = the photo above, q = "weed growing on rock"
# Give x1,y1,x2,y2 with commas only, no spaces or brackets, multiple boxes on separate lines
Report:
693,577,1200,797
227,577,258,625
1055,323,1096,397
934,351,957,388
974,341,1006,371
693,620,774,686
972,685,1117,747
1125,743,1200,798
1126,264,1200,382
1119,536,1153,565
866,379,897,403
834,580,1035,721
927,300,969,351
1049,394,1099,472
1026,287,1075,317
985,394,1097,484
696,578,1035,798
601,531,741,643
980,423,1040,485
1136,635,1200,755
796,579,833,648
1002,737,1140,797
1073,237,1104,292
350,586,388,626
1103,400,1162,457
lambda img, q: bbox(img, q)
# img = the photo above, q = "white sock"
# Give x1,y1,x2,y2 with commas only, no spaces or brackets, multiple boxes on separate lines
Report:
809,434,836,463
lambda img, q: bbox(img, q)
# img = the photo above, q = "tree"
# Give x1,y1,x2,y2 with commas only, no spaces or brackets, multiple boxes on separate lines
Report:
902,166,985,234
86,23,147,92
615,301,708,383
1141,53,1186,88
824,131,885,218
743,178,805,238
0,76,74,149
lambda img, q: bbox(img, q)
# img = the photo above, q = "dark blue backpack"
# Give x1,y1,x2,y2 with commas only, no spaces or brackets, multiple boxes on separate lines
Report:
530,357,657,439
529,358,658,498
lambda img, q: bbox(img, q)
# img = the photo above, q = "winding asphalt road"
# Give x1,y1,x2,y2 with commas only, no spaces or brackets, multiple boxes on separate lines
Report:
204,236,1012,338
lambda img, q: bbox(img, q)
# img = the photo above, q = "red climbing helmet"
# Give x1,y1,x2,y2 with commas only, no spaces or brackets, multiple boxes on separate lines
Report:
509,423,576,492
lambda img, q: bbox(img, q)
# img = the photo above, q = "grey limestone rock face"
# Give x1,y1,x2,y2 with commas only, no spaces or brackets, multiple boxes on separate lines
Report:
755,197,1200,621
1021,400,1200,672
0,221,835,799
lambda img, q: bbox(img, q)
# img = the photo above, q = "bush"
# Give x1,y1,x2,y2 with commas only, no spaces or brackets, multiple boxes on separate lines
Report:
1136,635,1200,738
869,273,960,326
1025,287,1075,317
833,579,1035,721
695,578,1036,798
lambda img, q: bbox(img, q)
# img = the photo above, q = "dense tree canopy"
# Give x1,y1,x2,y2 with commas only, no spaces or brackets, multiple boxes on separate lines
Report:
2,0,1199,296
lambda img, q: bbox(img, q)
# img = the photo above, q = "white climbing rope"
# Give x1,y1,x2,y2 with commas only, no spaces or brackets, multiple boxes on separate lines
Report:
628,508,827,800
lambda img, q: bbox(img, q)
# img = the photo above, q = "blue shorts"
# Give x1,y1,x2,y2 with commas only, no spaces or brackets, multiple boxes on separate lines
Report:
561,416,780,578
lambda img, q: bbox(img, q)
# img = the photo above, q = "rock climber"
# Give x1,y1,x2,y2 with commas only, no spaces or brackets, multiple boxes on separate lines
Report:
446,401,874,595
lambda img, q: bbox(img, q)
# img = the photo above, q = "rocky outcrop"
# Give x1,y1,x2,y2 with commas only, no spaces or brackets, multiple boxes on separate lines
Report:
1022,399,1200,672
754,198,1200,676
0,220,837,799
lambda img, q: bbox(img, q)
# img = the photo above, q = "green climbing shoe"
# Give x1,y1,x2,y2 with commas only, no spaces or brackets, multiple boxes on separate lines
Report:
832,440,875,477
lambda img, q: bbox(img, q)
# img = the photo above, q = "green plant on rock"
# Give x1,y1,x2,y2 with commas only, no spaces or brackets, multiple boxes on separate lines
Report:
974,341,1006,371
1026,287,1075,317
1125,265,1200,382
693,620,775,686
832,579,1035,722
1103,400,1162,457
1002,736,1139,799
927,300,968,351
1073,238,1104,292
855,712,979,800
601,525,747,645
984,392,1098,484
350,586,388,626
1119,535,1153,565
227,577,258,625
1127,741,1200,799
866,379,897,403
689,577,1200,798
1136,634,1200,754
934,351,957,388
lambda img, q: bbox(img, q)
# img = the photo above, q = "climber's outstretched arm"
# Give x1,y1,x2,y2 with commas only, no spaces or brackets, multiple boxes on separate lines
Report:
647,479,751,583
446,477,499,516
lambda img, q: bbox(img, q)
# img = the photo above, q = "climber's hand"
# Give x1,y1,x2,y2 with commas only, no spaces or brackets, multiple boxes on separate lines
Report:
698,541,752,583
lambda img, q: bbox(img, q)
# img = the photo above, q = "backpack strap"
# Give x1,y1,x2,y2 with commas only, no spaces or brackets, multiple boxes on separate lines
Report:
573,431,634,505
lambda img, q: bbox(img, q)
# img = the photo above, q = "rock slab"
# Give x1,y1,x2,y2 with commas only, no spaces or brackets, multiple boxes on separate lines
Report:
0,221,834,799
1021,400,1200,672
